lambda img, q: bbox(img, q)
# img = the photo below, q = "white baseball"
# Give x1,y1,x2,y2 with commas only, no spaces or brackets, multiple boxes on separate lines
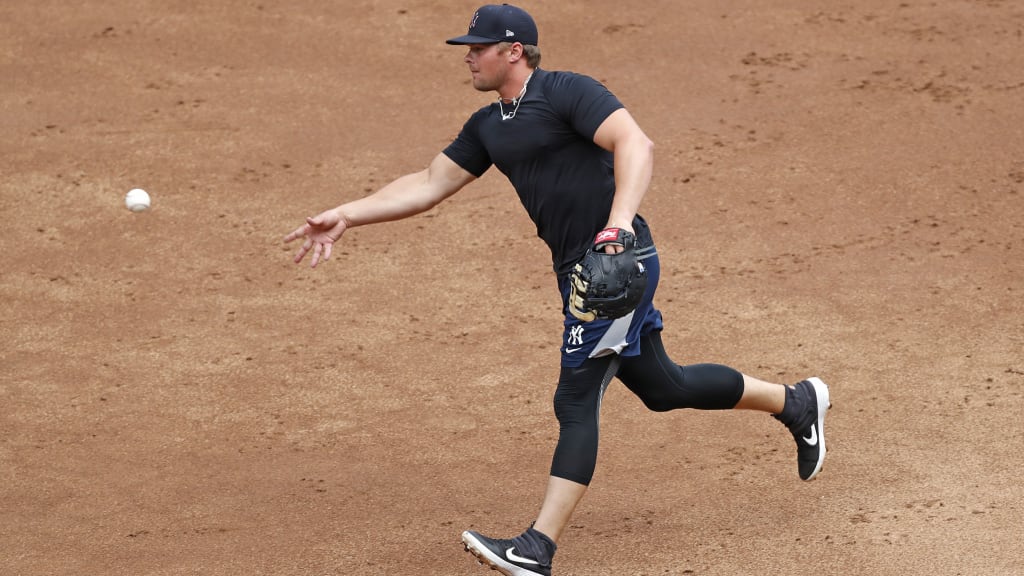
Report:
125,188,151,212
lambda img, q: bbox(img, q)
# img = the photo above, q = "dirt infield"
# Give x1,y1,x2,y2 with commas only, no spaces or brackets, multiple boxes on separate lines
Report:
3,1,1022,574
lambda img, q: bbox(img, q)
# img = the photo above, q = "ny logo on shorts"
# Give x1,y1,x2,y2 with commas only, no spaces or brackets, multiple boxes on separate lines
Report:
568,325,585,346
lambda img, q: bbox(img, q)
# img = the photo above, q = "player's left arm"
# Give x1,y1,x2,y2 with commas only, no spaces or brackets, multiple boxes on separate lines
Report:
592,108,654,249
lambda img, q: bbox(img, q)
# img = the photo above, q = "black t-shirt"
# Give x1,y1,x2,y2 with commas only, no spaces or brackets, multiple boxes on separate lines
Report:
443,68,640,276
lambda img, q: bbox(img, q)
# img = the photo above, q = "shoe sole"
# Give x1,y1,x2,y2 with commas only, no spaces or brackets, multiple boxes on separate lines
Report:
462,531,544,576
804,377,831,481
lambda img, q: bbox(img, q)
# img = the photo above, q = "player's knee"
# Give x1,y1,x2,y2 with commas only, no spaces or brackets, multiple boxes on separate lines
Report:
626,363,744,412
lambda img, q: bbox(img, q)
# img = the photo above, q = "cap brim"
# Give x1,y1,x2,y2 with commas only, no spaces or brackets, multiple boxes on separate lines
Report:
445,34,502,45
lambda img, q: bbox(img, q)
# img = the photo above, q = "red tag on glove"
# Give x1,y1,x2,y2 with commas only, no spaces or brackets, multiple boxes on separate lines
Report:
594,228,621,245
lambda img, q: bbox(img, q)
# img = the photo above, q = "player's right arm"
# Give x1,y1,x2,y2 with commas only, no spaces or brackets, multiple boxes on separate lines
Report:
284,152,476,268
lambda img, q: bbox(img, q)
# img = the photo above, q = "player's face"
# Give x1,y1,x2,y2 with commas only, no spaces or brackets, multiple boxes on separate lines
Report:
464,43,507,93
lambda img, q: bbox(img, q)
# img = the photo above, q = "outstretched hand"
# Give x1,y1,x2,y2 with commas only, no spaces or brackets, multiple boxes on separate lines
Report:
283,208,347,268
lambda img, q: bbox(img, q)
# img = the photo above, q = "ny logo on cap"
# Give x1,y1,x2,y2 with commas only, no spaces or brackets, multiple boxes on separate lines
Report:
469,10,480,29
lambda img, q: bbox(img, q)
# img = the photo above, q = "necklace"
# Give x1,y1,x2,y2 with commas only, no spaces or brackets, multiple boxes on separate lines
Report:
498,71,534,121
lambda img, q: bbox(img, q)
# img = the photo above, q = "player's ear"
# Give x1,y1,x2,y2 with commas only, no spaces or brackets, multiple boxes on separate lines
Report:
508,42,523,62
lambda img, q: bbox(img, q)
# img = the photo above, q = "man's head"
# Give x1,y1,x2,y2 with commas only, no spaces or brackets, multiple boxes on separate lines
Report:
448,4,542,96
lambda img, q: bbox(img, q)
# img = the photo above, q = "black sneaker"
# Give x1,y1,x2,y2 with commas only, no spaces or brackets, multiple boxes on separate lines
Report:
462,529,554,576
775,377,831,481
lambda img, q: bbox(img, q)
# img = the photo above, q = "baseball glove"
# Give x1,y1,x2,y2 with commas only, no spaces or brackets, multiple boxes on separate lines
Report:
568,228,648,322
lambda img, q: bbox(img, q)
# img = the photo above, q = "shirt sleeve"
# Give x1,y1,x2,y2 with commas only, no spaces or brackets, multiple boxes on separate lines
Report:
442,107,493,178
546,72,624,140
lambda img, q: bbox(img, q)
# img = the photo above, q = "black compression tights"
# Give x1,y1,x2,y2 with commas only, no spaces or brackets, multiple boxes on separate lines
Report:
549,330,745,486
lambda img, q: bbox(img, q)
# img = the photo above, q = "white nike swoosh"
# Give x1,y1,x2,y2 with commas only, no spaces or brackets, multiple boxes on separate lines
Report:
505,547,540,565
802,424,818,446
565,347,583,354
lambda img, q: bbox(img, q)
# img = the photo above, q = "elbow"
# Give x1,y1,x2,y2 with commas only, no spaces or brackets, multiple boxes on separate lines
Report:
639,134,654,163
627,128,653,154
616,132,654,158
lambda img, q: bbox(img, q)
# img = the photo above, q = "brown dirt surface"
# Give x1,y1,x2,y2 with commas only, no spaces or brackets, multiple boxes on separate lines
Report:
3,1,1023,575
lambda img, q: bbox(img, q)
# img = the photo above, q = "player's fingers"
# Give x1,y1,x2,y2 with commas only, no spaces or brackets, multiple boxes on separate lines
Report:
293,239,312,263
604,244,624,254
323,243,333,262
310,242,323,268
284,223,309,244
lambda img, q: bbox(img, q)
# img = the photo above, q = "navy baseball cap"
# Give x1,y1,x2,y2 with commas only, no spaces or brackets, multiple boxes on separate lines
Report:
446,4,539,46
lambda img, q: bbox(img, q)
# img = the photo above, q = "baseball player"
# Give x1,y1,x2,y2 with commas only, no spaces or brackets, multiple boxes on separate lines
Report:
284,5,831,575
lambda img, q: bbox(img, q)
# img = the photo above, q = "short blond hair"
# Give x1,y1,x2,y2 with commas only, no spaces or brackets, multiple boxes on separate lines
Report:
498,42,542,68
